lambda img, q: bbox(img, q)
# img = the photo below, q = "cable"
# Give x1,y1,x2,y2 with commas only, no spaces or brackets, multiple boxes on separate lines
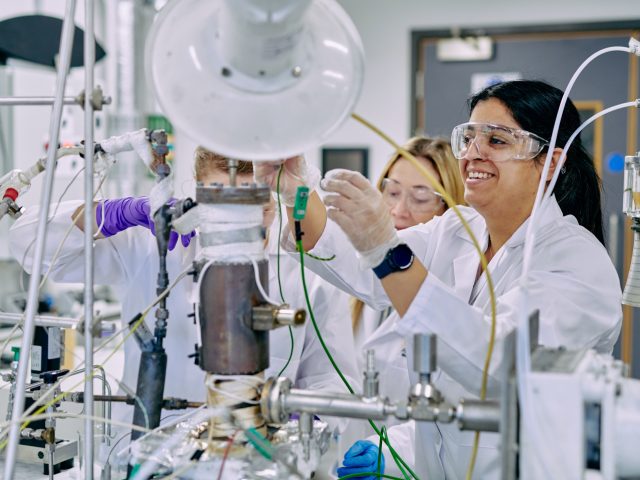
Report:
7,168,109,377
542,100,638,207
216,429,238,480
105,430,131,468
517,45,635,480
247,256,280,306
0,266,191,449
275,165,295,378
349,112,497,479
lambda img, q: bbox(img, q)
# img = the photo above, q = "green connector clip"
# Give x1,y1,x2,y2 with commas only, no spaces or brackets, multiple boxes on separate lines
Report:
11,346,19,361
293,186,310,221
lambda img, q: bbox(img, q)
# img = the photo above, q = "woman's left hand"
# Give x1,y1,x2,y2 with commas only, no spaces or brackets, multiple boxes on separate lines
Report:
321,169,399,268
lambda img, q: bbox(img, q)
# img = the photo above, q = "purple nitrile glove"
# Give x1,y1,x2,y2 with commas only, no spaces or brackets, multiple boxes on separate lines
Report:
96,196,195,251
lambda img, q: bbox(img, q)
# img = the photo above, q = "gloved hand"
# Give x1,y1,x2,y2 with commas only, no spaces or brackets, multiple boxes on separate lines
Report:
337,440,385,479
252,156,321,207
321,169,399,269
96,196,195,251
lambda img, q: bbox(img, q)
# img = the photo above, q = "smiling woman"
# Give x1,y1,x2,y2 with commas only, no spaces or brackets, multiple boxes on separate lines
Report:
251,79,622,479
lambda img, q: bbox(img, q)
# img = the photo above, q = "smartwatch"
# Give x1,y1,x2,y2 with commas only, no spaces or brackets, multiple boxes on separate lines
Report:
372,243,414,279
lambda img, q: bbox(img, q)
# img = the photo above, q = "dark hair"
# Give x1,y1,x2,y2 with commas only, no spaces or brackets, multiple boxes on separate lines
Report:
469,80,604,245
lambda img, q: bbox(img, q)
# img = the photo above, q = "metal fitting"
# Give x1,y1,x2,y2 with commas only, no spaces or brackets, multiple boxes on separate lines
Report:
456,399,500,432
251,305,306,331
363,350,379,398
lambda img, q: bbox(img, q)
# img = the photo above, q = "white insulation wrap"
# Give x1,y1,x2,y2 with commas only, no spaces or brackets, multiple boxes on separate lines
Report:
99,128,153,166
149,174,174,215
198,203,264,261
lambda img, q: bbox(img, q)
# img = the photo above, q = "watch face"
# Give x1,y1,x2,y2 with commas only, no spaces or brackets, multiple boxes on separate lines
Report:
390,243,414,269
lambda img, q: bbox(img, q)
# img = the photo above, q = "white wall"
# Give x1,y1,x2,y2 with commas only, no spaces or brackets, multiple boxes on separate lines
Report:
2,0,639,211
303,0,640,181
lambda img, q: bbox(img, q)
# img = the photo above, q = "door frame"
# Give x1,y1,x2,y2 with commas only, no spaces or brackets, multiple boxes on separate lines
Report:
410,20,640,367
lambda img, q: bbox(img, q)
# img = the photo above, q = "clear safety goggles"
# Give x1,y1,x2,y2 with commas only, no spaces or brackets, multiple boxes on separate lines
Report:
451,122,549,161
381,178,443,214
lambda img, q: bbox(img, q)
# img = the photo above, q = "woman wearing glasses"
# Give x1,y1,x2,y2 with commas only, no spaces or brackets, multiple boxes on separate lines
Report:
343,137,464,465
350,137,463,400
254,80,622,479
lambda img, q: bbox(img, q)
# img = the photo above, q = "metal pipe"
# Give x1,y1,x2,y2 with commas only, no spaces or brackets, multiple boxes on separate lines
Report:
0,312,79,329
0,96,81,106
456,399,500,432
285,389,394,420
2,1,77,478
83,0,96,476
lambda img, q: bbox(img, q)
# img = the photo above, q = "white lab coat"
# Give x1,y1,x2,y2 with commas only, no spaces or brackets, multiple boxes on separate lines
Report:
347,303,412,440
286,196,622,479
9,201,358,441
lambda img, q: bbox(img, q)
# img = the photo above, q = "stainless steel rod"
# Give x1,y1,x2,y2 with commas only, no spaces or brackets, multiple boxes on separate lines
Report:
3,1,77,478
285,389,393,420
0,96,79,106
0,312,79,329
83,0,96,476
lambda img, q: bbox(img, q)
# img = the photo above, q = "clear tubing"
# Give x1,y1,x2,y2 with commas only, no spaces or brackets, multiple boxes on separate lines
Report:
517,44,634,478
521,45,632,280
248,256,281,306
83,0,96,476
543,100,638,206
2,1,77,478
131,407,226,480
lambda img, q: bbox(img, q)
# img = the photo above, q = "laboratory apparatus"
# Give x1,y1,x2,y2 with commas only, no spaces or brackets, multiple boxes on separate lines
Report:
2,1,640,479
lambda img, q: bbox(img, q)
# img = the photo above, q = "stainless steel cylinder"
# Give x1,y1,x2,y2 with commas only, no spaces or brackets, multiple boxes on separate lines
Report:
198,260,270,374
456,399,500,432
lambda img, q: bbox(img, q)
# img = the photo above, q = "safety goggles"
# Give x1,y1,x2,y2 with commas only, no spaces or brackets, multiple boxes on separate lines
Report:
451,122,549,161
381,178,444,214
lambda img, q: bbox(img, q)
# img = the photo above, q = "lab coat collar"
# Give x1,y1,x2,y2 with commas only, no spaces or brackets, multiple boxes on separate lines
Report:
455,196,564,250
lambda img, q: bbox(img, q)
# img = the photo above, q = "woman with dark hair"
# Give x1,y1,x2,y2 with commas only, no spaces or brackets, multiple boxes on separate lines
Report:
254,80,622,479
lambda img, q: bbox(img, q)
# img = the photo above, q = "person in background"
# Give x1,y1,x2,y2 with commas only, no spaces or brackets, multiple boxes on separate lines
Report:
9,146,358,466
343,137,464,466
254,80,622,479
351,136,464,377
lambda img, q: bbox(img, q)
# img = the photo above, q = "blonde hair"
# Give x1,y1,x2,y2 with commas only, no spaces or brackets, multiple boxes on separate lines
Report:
193,146,253,181
351,136,465,331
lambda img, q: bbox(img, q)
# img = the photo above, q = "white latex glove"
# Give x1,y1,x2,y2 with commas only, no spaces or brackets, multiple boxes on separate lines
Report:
321,169,400,269
252,156,321,207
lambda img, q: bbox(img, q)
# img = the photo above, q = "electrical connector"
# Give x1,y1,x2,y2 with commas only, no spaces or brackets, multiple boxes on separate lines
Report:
293,186,310,221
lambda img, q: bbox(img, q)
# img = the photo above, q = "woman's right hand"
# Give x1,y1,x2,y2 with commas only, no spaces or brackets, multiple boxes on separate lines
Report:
253,156,320,207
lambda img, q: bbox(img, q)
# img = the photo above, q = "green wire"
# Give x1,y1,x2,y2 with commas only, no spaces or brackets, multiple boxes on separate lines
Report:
304,251,336,262
246,427,274,460
377,425,386,477
296,238,418,480
275,165,295,378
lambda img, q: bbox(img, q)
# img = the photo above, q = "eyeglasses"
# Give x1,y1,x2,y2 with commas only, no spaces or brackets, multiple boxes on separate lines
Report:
381,178,444,214
451,122,548,161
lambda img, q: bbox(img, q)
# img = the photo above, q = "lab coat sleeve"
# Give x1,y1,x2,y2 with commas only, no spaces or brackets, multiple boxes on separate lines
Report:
282,217,434,311
9,200,152,286
366,421,415,478
395,232,622,398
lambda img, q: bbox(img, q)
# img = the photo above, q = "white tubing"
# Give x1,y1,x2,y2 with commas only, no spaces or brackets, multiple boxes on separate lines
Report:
542,100,639,207
517,44,634,479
